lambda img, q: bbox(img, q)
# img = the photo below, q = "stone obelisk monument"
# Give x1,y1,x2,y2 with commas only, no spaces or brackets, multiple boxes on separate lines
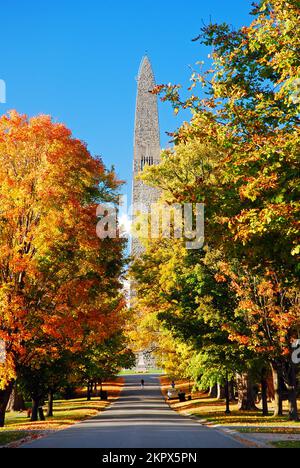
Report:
131,56,161,257
130,57,161,371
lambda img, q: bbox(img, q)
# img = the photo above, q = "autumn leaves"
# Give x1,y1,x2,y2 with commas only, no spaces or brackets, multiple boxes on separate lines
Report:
0,111,127,426
130,0,300,420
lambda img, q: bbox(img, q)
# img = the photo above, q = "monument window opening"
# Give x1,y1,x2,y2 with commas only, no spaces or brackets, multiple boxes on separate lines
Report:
141,156,154,170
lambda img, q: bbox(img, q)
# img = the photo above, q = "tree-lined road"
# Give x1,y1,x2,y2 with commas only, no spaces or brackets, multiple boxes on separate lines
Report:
22,375,246,449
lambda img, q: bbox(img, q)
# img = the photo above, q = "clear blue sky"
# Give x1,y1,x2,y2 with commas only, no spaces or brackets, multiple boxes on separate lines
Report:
0,0,253,200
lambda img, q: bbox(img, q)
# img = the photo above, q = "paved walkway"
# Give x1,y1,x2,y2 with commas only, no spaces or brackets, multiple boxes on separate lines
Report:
22,375,246,448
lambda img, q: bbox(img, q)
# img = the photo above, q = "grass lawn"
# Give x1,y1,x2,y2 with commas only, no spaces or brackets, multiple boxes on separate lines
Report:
272,440,300,449
0,378,124,447
238,427,300,434
160,376,300,430
0,431,29,446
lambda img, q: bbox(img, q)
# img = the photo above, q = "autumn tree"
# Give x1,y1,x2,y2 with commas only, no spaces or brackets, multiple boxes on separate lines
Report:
130,237,253,408
77,332,135,401
131,0,299,419
0,111,126,426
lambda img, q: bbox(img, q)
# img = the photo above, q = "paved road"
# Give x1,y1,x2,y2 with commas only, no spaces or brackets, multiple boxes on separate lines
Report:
22,374,246,448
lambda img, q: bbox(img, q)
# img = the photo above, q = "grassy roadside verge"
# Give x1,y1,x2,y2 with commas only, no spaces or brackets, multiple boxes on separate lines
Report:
160,376,300,448
0,378,124,448
271,441,300,449
160,376,300,428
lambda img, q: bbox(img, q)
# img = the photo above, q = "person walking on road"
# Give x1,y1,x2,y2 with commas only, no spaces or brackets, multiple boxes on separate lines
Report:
141,379,145,389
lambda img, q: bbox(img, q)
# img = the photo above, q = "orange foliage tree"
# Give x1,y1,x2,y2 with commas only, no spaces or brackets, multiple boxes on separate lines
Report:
0,111,125,426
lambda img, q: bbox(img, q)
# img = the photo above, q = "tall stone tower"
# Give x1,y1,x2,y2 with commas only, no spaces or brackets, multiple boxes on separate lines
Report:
131,56,161,257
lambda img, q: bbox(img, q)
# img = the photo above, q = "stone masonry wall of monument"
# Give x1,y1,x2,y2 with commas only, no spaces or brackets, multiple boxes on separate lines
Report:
131,56,161,257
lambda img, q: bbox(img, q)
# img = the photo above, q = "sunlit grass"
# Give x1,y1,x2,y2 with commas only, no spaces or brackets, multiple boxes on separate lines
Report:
160,376,300,429
238,427,300,434
0,431,28,446
0,379,124,447
272,440,300,449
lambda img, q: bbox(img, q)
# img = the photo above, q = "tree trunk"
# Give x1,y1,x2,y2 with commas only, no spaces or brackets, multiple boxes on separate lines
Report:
229,379,236,401
38,406,45,421
31,398,40,422
6,386,16,412
284,363,299,422
237,373,258,411
13,389,26,412
225,375,231,415
87,382,92,401
209,384,218,398
217,383,226,400
0,381,14,427
272,365,283,417
7,384,26,412
47,390,54,418
261,370,269,417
